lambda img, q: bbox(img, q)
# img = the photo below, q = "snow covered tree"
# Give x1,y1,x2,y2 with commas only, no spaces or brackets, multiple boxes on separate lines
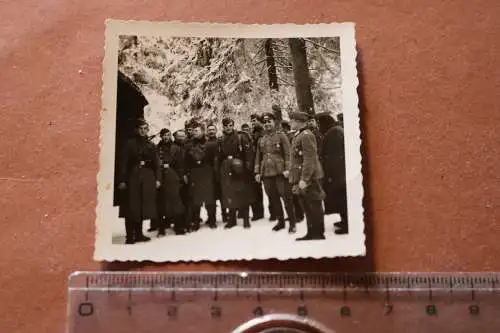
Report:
117,35,342,136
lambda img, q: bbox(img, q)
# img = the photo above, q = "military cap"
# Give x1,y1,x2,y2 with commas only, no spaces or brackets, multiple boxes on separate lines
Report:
159,128,170,135
250,113,263,122
288,111,311,122
222,117,234,126
261,112,275,122
135,118,149,128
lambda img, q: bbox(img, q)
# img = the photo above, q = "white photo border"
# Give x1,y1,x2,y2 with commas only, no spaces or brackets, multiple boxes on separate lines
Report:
94,20,365,262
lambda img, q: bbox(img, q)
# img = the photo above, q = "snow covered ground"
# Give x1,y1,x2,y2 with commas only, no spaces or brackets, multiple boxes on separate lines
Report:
108,189,364,262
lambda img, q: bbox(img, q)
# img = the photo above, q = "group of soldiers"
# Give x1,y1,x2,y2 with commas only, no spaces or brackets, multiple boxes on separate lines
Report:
116,110,347,245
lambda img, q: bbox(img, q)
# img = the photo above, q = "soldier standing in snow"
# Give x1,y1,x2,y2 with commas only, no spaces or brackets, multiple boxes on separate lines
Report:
206,123,227,223
254,113,296,234
218,117,255,229
117,119,161,244
155,128,187,236
185,123,218,230
172,129,189,233
316,113,348,235
289,112,326,241
249,114,266,221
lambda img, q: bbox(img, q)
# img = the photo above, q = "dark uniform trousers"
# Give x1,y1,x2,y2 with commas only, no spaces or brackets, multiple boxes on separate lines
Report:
250,182,265,220
262,175,296,226
298,180,325,237
293,194,304,221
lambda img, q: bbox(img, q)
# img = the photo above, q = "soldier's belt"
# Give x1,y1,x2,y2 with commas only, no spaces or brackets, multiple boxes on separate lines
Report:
137,160,154,169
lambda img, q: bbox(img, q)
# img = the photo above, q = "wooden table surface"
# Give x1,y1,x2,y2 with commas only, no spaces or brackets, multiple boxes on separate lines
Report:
1,0,499,332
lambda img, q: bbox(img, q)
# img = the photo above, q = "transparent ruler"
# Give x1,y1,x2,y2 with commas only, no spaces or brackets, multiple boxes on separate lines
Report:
66,272,500,333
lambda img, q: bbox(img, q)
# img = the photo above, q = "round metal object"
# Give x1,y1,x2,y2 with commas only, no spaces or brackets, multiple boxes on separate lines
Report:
232,314,334,333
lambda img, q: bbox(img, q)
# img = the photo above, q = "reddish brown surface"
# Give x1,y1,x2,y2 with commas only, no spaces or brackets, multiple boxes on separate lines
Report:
1,0,499,332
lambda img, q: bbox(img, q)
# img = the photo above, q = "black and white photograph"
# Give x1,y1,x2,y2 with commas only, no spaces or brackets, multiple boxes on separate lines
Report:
94,20,365,261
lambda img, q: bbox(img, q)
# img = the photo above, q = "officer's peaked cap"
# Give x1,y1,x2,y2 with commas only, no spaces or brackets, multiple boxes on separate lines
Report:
289,111,312,122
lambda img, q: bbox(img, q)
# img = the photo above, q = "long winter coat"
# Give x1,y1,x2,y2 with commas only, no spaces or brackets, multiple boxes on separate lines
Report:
321,125,347,213
157,140,185,216
185,137,217,206
218,131,255,209
117,135,161,221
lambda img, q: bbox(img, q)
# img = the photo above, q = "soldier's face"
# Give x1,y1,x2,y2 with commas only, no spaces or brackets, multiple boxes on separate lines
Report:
251,118,260,129
207,126,216,137
175,131,186,143
309,119,319,130
263,118,275,131
290,119,300,131
241,125,250,133
193,127,204,139
161,132,171,142
186,127,193,136
223,122,234,134
137,124,149,137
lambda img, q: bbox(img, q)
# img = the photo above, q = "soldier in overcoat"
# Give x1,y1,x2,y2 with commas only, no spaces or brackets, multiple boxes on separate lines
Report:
316,113,348,235
218,117,255,229
185,123,218,230
288,112,326,241
207,123,227,223
155,128,186,236
254,113,296,234
249,114,265,221
117,119,161,244
172,129,189,233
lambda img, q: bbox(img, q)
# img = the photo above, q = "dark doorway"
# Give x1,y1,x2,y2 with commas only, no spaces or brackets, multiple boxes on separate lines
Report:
113,71,149,208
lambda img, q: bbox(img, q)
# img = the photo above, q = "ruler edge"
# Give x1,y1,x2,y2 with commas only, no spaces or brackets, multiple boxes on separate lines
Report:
67,271,500,290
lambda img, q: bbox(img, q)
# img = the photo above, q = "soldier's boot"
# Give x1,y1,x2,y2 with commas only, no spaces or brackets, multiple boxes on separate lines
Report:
157,216,167,237
334,212,349,235
269,202,277,221
173,214,186,235
251,202,264,221
135,220,151,242
191,206,201,231
272,217,286,231
294,195,304,223
288,219,297,234
206,204,217,229
148,219,159,232
221,204,228,222
241,207,251,229
124,218,135,244
224,209,237,229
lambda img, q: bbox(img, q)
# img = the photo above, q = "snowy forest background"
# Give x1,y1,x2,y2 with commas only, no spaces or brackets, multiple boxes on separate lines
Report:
117,35,342,137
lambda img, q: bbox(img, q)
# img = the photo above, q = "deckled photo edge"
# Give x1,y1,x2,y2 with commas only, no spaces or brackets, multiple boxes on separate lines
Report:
94,20,365,262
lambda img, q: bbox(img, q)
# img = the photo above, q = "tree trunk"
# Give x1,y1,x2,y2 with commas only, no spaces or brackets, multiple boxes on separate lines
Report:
264,39,282,121
288,38,315,114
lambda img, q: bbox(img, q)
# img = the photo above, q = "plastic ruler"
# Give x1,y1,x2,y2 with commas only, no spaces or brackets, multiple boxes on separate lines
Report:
66,271,500,333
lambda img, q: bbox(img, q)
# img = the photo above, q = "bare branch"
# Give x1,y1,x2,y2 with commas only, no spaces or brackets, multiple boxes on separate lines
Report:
317,51,340,76
253,57,268,65
277,76,294,86
303,38,340,54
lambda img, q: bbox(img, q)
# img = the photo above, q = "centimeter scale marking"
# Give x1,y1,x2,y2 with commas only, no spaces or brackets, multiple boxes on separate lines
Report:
67,272,500,333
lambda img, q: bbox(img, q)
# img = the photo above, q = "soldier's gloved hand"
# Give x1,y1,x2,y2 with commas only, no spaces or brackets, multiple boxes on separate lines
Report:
156,181,161,189
183,175,188,184
298,180,307,190
292,185,300,195
282,170,289,179
118,182,127,190
255,174,261,183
